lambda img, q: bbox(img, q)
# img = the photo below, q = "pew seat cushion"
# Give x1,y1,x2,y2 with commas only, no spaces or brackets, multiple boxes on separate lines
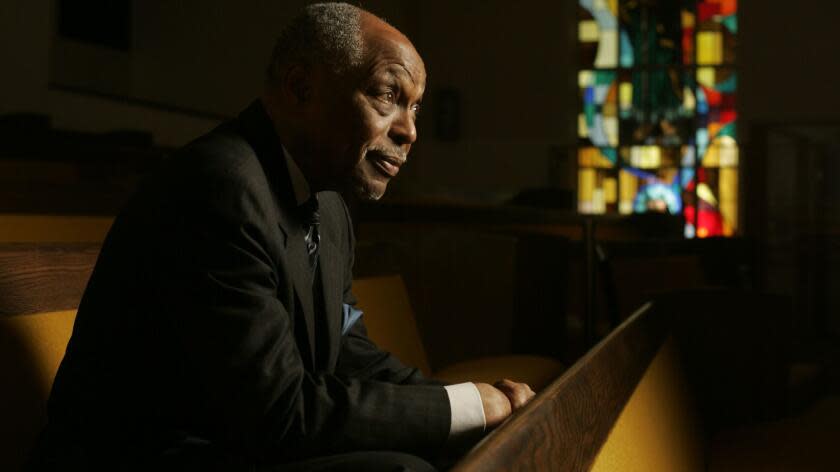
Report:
0,310,77,472
352,275,565,392
351,274,433,375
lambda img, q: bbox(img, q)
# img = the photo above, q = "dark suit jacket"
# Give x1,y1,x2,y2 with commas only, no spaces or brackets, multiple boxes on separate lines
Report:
34,101,450,469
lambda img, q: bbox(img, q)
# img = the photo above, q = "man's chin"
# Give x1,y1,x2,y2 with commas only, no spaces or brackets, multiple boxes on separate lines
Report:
350,177,388,201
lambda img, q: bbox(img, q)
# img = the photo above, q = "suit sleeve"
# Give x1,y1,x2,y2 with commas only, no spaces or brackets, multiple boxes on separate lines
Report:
155,162,450,462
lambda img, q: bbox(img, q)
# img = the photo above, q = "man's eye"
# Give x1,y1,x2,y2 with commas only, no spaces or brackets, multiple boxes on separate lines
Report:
378,91,396,104
411,103,422,115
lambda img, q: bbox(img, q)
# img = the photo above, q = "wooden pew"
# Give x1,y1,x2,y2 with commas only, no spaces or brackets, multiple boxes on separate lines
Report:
452,301,670,471
451,290,839,471
0,242,563,470
0,214,112,243
0,243,100,472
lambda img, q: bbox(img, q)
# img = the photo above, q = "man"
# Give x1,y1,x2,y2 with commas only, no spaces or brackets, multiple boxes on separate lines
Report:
32,4,533,470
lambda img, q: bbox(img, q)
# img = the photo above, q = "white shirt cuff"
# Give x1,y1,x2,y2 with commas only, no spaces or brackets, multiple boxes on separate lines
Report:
444,382,486,440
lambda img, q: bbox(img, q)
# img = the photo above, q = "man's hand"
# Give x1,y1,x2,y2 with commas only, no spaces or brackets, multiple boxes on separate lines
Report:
493,379,536,410
474,382,512,429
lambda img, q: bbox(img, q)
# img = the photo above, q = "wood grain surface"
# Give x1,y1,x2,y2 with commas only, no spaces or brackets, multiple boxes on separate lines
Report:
452,301,668,472
0,243,100,316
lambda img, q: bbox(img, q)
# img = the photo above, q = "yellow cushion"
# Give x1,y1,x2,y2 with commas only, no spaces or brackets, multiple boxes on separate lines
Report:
433,355,565,391
0,310,77,471
352,275,432,376
353,275,565,390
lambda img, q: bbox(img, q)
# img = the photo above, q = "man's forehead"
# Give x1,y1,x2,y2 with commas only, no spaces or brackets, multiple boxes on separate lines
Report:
359,14,425,82
372,54,426,86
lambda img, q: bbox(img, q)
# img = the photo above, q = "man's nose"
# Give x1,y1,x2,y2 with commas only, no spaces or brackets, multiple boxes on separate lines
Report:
389,108,417,146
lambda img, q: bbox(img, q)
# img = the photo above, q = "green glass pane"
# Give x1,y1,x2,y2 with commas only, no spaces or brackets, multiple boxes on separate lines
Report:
619,0,686,66
619,68,694,146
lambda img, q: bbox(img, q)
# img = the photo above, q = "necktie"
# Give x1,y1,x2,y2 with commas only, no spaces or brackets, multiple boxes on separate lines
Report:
301,197,320,273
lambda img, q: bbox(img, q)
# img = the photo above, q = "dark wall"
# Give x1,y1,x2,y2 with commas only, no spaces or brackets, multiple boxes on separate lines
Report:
1,0,839,203
739,0,840,130
395,1,578,200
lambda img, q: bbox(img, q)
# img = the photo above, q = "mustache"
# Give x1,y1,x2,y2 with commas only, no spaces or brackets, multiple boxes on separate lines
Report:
366,147,407,162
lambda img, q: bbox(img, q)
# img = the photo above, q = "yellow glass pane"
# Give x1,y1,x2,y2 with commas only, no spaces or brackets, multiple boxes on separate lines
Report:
719,167,738,235
579,70,594,88
579,169,596,213
681,10,695,29
595,29,618,68
619,82,633,112
603,117,619,146
697,67,716,88
629,146,662,168
697,31,723,65
703,145,719,167
619,170,637,215
697,183,718,207
705,139,739,167
603,178,617,204
578,147,614,168
592,188,605,213
718,137,739,167
682,85,696,111
578,114,589,139
579,20,600,42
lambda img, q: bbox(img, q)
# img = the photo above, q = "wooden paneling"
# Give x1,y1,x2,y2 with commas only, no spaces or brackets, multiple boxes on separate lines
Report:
0,243,99,316
0,215,112,243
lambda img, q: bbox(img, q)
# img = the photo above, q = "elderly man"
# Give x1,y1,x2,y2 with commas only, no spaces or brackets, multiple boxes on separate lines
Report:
32,3,533,470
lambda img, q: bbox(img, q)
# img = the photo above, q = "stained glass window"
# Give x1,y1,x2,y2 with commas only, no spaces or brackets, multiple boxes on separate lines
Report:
578,0,738,237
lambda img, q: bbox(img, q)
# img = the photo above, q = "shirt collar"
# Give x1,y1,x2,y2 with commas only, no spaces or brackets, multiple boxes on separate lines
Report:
282,145,311,206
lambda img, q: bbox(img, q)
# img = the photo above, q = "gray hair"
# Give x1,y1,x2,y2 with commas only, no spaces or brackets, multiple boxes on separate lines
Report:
266,2,366,84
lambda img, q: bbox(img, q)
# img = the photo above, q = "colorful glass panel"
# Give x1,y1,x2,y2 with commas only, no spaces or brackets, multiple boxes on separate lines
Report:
579,167,619,214
578,70,619,147
618,68,695,147
682,9,696,65
696,67,736,163
579,0,619,69
618,146,693,216
619,0,690,66
577,0,738,237
696,0,737,64
686,167,738,237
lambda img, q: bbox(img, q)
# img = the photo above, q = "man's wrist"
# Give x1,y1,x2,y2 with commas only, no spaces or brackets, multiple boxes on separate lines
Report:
444,382,486,440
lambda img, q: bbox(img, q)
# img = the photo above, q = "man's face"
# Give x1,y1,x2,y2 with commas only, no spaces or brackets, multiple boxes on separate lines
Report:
303,22,426,200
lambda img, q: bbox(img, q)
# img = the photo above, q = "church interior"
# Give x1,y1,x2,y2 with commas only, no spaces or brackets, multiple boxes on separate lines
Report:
1,0,839,470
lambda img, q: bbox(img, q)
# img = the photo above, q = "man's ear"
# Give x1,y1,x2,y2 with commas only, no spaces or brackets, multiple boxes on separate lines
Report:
283,64,312,104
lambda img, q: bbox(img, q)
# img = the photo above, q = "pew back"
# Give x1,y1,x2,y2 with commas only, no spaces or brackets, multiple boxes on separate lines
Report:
453,290,790,471
453,302,668,471
0,215,112,243
590,337,704,471
0,243,99,471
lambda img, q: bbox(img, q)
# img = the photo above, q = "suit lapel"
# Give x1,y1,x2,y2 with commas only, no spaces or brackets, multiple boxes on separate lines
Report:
317,208,343,371
236,100,332,371
276,204,318,369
